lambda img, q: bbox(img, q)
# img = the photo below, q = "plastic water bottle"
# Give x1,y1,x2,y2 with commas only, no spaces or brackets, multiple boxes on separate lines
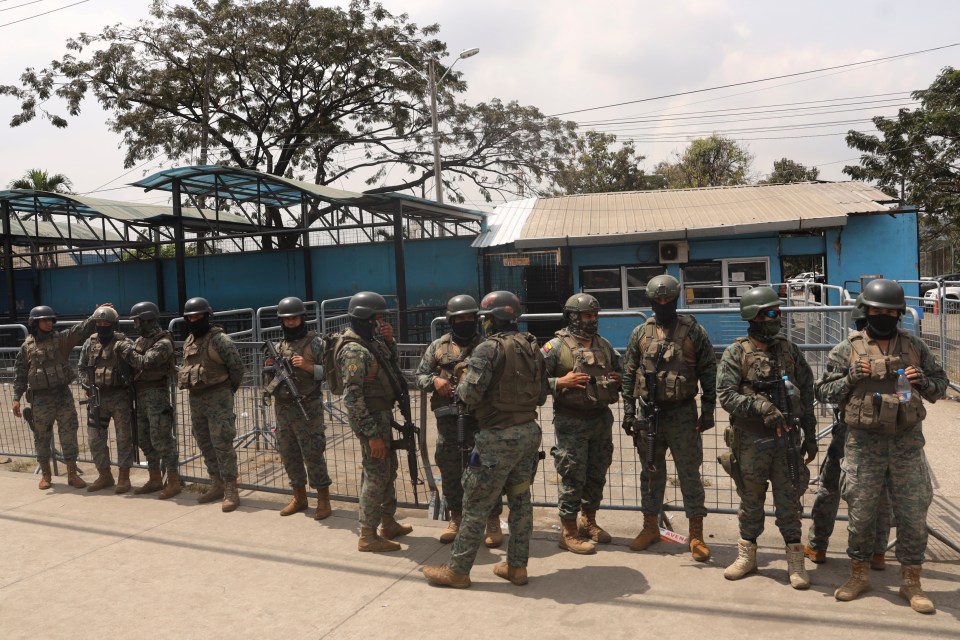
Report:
782,375,796,397
896,369,911,403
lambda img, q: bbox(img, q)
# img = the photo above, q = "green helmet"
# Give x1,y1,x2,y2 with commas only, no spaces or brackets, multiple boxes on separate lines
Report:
129,301,160,321
563,293,600,334
739,286,781,321
93,306,119,324
859,279,905,312
646,275,680,300
446,294,479,321
479,290,522,321
28,305,57,327
277,296,306,318
183,297,213,315
348,291,387,320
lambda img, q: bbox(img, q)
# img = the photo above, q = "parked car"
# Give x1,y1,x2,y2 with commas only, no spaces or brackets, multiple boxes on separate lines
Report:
787,272,823,291
924,284,960,313
920,273,960,297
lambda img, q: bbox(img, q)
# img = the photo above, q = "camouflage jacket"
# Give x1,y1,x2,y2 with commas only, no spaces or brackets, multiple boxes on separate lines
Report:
13,314,97,400
339,334,400,438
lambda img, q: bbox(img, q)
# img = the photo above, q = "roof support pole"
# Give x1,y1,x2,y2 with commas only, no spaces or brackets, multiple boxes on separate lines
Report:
173,179,187,313
301,196,313,302
2,200,17,321
393,199,408,341
153,226,166,313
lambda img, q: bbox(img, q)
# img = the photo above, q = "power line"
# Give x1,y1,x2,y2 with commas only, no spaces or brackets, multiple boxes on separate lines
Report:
0,0,88,28
0,0,47,13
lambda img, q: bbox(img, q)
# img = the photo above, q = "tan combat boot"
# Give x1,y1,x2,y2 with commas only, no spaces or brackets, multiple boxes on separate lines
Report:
38,459,53,490
358,527,401,552
803,545,826,564
558,517,596,555
66,461,87,489
834,560,871,601
221,478,240,512
197,474,224,504
115,467,132,494
688,517,711,562
314,487,332,520
280,485,308,516
439,512,462,544
493,562,528,586
579,509,613,544
379,515,413,540
134,469,164,495
786,543,811,589
629,513,660,551
87,467,115,492
723,539,758,580
158,471,182,500
422,565,471,588
870,552,886,571
484,515,504,548
899,565,935,614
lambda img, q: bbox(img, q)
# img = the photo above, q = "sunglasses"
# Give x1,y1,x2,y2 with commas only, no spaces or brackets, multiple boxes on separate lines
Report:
762,308,782,319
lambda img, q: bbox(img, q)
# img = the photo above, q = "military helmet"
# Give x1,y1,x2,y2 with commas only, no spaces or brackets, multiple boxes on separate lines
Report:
129,301,160,321
646,274,681,300
850,295,866,322
739,286,781,321
93,306,120,323
28,305,57,326
446,294,479,320
479,290,522,321
277,296,306,318
348,291,388,320
859,278,906,312
183,297,213,316
563,293,601,314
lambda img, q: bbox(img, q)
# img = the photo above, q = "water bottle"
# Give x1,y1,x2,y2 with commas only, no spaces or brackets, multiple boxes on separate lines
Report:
896,369,911,403
782,375,796,397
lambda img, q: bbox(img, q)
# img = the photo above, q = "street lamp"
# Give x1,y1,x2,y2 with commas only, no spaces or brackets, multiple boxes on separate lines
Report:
385,47,479,205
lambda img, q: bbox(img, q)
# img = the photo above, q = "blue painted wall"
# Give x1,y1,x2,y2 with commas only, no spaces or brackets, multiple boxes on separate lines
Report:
38,259,157,317
0,269,37,316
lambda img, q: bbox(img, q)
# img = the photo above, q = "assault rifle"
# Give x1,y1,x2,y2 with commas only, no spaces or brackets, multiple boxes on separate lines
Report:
436,358,475,469
750,374,802,496
626,339,668,482
80,365,103,430
117,355,140,464
263,339,310,422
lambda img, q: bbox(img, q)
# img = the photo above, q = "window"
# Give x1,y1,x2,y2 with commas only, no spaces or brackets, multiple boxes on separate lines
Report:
580,265,666,309
682,258,770,307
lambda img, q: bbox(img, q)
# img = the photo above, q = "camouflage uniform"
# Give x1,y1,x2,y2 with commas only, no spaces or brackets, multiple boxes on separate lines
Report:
79,332,137,470
13,315,97,463
123,327,178,472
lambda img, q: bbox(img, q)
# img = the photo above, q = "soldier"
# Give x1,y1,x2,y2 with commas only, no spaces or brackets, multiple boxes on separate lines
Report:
416,294,504,546
622,275,716,561
422,290,547,588
78,306,137,493
542,293,622,555
117,301,181,499
177,297,245,512
12,304,102,490
817,279,947,614
336,291,413,552
717,286,818,589
262,296,332,520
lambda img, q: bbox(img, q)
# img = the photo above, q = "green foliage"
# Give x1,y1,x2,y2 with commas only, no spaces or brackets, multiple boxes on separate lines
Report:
653,134,753,188
7,169,73,193
120,244,197,261
761,158,820,184
545,131,663,196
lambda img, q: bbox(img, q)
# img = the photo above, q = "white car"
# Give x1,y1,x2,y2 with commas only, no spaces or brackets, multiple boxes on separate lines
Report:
923,286,960,313
787,272,823,291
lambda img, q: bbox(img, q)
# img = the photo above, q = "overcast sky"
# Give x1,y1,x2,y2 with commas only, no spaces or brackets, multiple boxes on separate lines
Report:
1,0,958,211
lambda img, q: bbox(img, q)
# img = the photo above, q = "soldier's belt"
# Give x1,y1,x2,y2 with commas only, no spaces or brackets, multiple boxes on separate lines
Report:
433,404,459,418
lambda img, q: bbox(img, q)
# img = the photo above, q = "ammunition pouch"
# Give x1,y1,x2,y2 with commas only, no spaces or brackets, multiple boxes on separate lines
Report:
719,426,744,493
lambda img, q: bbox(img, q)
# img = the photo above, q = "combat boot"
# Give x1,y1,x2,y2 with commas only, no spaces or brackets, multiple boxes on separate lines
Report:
439,512,462,544
558,517,596,555
66,461,87,489
484,515,504,548
688,517,711,562
803,545,826,564
314,487,332,520
723,539,758,580
87,467,115,492
785,543,811,590
221,478,240,512
578,509,612,544
134,469,164,495
280,485,308,516
834,560,871,601
422,564,471,589
899,564,935,614
197,474,224,504
870,552,886,571
493,562,528,586
38,459,53,490
358,527,401,552
158,471,181,500
115,467,132,494
379,515,413,540
629,513,661,551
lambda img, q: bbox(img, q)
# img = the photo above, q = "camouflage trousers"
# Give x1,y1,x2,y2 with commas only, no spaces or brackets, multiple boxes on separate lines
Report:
87,387,136,469
27,386,80,463
189,386,238,480
449,421,542,574
639,400,707,518
807,421,891,553
551,408,614,519
135,386,179,472
355,410,399,529
842,425,932,565
435,415,501,517
274,396,331,489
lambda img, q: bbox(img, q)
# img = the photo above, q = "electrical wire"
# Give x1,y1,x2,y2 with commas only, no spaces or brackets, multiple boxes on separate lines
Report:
0,0,87,28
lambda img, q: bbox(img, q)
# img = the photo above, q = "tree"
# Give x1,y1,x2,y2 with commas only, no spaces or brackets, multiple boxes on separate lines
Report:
8,169,74,195
761,158,820,184
653,134,753,188
545,131,662,195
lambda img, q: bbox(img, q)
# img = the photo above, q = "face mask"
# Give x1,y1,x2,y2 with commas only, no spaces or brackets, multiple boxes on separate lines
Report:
748,319,782,342
350,317,374,341
866,314,899,339
186,315,211,337
96,326,115,343
137,319,158,337
282,320,309,341
650,299,678,326
451,320,477,343
579,318,599,337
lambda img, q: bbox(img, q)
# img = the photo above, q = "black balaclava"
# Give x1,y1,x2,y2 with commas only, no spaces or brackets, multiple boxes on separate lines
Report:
748,319,782,342
451,319,477,345
187,314,211,338
282,319,309,342
350,317,376,341
96,326,116,344
651,298,678,327
865,314,899,339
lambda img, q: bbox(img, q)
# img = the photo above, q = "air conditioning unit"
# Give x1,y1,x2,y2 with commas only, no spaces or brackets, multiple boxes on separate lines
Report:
659,240,689,264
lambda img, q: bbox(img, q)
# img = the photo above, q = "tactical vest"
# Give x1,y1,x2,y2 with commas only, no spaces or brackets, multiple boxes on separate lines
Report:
177,326,230,391
842,329,926,433
553,329,620,411
473,332,543,429
336,329,398,412
632,315,699,404
82,333,127,389
733,336,803,432
133,330,175,388
23,333,75,391
264,331,321,402
429,333,475,412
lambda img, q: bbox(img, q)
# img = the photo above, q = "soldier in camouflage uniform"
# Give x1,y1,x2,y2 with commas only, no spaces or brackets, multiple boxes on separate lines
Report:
262,296,332,520
817,279,947,614
717,286,818,589
542,293,622,555
622,275,716,561
423,291,547,589
336,291,413,552
12,304,101,490
79,306,137,493
177,297,246,513
416,294,504,546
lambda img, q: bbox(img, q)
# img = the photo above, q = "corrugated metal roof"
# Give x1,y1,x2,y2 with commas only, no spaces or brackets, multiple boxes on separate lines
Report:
9,215,124,245
471,197,537,248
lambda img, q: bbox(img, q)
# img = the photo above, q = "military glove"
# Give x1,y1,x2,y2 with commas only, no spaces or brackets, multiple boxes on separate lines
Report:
622,415,638,436
760,401,784,429
802,436,819,463
697,412,715,432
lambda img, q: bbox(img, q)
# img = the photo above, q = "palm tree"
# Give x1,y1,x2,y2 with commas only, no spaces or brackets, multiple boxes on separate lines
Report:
8,169,75,267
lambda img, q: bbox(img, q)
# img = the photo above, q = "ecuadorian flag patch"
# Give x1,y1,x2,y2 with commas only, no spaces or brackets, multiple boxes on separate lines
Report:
541,342,553,354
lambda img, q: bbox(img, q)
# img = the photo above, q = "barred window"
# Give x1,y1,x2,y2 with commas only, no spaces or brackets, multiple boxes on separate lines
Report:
580,265,666,309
